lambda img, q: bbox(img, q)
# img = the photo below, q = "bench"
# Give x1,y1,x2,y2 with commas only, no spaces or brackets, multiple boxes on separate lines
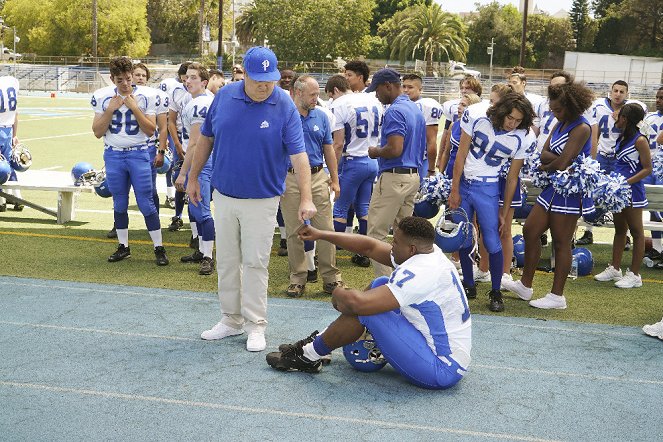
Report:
0,171,95,224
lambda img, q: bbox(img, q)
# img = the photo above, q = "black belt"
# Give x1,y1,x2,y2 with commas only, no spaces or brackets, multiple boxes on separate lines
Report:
288,165,323,174
383,167,417,174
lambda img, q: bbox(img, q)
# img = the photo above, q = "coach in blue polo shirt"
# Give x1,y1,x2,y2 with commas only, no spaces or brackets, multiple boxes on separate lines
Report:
281,75,344,298
367,68,427,276
187,46,317,353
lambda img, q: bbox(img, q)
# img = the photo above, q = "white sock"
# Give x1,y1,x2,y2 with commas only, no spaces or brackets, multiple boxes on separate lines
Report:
201,239,214,258
190,222,199,239
166,186,175,199
653,238,662,253
302,342,323,361
117,229,129,247
305,250,316,271
279,226,286,239
149,229,163,247
0,196,5,205
11,188,22,199
345,225,353,233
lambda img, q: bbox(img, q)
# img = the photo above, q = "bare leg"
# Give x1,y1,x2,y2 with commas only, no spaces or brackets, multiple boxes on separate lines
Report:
549,212,579,296
521,205,550,288
611,212,628,270
624,207,645,275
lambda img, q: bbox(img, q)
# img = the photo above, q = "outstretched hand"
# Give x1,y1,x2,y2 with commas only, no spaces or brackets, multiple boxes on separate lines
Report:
298,224,322,242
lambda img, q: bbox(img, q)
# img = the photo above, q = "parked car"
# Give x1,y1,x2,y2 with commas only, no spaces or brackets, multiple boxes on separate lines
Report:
448,62,481,79
1,48,22,61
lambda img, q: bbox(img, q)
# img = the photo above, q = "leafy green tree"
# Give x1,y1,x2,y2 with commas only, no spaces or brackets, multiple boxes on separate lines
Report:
370,0,430,33
570,0,591,49
591,0,623,18
389,3,468,75
2,0,150,57
525,14,574,67
235,0,375,62
466,2,521,66
620,0,663,53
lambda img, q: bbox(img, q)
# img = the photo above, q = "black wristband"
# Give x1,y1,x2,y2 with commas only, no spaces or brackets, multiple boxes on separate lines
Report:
158,149,166,154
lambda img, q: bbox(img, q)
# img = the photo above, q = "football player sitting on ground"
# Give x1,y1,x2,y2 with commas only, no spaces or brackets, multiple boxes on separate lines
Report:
267,217,471,390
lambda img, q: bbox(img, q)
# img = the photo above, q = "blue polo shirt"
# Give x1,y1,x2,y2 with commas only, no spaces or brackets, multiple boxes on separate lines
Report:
200,82,305,198
378,94,427,173
297,107,332,167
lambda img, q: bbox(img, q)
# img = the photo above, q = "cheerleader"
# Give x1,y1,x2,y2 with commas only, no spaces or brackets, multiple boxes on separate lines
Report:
594,104,652,288
503,82,594,309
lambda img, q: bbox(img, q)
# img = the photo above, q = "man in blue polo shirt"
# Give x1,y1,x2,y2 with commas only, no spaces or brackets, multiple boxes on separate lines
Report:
281,75,344,298
366,68,427,277
186,46,317,352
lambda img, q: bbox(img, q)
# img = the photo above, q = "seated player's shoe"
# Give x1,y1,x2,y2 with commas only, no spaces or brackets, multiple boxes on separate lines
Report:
201,321,244,340
199,257,214,275
267,335,323,373
351,254,371,267
189,235,199,250
277,238,288,256
307,269,318,283
529,293,567,309
323,280,346,294
286,283,305,298
643,318,663,340
108,244,131,262
0,203,6,212
501,278,533,301
154,246,169,266
614,270,642,289
575,230,593,245
488,289,504,312
167,216,183,232
107,226,117,239
12,203,24,211
624,236,631,251
643,249,662,268
463,282,477,300
181,250,204,263
277,330,331,365
594,265,622,281
540,233,548,247
474,268,491,283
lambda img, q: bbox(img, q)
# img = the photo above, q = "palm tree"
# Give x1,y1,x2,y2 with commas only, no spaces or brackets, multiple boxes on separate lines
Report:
390,3,469,76
235,6,259,46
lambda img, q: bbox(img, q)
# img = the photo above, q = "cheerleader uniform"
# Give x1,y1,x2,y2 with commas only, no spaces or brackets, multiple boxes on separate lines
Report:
536,116,595,216
615,133,648,208
444,120,461,177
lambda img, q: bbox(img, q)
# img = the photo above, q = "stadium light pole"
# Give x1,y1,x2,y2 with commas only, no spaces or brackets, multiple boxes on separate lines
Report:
217,0,223,69
519,0,529,67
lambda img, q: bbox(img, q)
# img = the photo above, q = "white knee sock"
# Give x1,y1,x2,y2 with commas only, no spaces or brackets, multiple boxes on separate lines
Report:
305,250,316,271
166,186,175,199
190,222,199,239
201,239,214,258
149,229,163,247
117,229,129,247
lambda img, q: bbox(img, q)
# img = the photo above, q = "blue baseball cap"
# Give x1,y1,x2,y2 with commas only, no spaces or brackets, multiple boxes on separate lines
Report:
243,46,281,82
365,68,401,92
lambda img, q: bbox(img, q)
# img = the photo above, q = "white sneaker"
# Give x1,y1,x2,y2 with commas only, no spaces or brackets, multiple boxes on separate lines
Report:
200,322,244,340
475,268,491,283
500,273,513,290
643,318,663,339
529,293,567,309
501,278,533,301
246,331,267,352
594,265,622,282
451,258,462,271
614,270,642,288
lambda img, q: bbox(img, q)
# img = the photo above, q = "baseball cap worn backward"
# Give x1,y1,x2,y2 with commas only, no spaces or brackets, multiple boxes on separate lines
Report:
365,68,401,92
243,46,281,82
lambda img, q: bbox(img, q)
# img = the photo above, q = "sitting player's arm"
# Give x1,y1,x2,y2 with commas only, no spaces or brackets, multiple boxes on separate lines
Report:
332,285,400,316
541,124,590,171
299,225,392,266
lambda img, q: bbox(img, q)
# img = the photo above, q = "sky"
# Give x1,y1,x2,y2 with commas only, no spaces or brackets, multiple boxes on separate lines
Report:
437,0,576,15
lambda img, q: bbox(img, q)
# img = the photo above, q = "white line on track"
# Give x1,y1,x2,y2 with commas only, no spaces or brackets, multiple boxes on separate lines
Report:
0,380,561,442
37,166,63,171
23,114,91,122
473,319,637,337
22,132,91,142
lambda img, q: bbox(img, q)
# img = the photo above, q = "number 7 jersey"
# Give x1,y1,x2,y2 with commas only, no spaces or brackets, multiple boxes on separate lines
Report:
91,85,157,148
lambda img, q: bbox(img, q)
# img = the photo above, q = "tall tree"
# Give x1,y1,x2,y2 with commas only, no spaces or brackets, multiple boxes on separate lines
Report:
370,0,431,33
621,0,663,52
570,0,591,49
389,3,468,75
465,2,522,66
591,0,622,18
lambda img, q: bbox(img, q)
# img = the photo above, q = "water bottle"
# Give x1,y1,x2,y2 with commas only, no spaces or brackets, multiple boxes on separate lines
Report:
568,255,578,280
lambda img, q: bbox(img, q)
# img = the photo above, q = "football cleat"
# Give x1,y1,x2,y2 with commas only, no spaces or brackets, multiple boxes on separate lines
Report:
154,246,169,266
108,244,131,262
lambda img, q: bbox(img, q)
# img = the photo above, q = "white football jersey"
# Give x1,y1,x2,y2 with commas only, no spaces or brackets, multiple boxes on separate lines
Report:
330,92,383,157
592,98,648,156
91,85,156,148
143,87,169,146
414,97,443,126
316,104,336,132
0,76,19,127
460,104,534,179
158,77,182,101
442,98,462,127
535,99,594,152
644,111,663,150
386,245,471,369
169,84,191,133
181,91,214,152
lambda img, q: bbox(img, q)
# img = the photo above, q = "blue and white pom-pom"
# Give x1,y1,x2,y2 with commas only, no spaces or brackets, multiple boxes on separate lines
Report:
415,173,452,205
525,152,550,188
592,171,632,213
551,155,602,197
498,160,510,179
652,149,663,182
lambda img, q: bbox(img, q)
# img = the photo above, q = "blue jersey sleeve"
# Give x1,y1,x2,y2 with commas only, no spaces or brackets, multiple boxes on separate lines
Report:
382,107,407,140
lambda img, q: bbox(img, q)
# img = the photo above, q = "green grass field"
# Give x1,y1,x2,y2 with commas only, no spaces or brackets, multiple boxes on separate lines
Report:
1,94,662,326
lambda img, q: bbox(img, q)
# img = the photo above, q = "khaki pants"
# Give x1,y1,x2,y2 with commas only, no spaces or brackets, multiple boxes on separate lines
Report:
367,171,420,276
281,169,341,285
213,190,279,333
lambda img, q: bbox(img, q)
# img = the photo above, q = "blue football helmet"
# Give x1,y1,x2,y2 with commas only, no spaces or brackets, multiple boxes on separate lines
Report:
435,207,471,253
0,154,11,185
93,169,112,198
71,162,95,185
156,151,172,174
413,199,440,219
572,247,593,276
343,329,387,373
9,143,32,172
513,234,525,267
